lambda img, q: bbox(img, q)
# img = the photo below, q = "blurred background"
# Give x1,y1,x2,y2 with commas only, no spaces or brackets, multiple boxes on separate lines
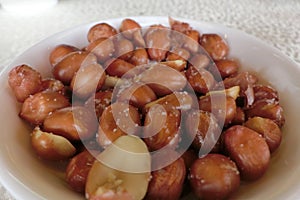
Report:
0,0,299,199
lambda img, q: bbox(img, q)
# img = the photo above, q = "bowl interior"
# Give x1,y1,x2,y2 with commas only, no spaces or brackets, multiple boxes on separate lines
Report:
0,16,300,200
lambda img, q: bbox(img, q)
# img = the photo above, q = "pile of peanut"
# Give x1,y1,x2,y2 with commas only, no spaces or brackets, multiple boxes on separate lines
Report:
8,17,285,200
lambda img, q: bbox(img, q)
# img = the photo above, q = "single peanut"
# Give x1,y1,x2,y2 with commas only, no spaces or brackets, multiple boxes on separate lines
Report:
20,91,70,125
87,23,118,43
43,106,98,141
224,125,270,181
8,64,42,102
49,44,79,66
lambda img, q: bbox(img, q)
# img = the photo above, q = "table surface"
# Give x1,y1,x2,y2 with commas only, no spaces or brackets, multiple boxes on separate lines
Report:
0,0,299,199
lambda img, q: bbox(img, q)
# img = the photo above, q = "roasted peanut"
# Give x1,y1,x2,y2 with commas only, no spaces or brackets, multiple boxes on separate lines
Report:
143,91,195,114
160,60,187,71
223,72,258,107
66,150,97,193
116,83,157,109
145,158,186,200
86,135,151,200
85,38,115,63
53,51,97,85
41,78,65,94
143,105,181,151
85,90,112,119
214,59,239,79
186,66,216,94
169,17,192,33
185,110,221,154
119,18,141,39
70,63,106,99
199,94,237,126
43,106,98,141
138,63,187,96
49,44,79,66
253,84,279,102
31,127,76,161
8,64,42,102
105,58,136,78
189,53,210,70
183,30,200,53
244,117,282,153
166,47,191,61
20,91,70,125
87,23,118,43
114,37,134,60
189,154,240,200
97,103,141,148
224,125,270,181
119,18,145,47
200,34,229,61
145,25,171,61
245,99,285,127
127,48,149,66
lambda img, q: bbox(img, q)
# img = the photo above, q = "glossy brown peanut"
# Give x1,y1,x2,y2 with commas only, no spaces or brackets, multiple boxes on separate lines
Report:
41,78,65,94
119,18,145,47
70,63,106,99
43,106,98,141
117,83,157,109
127,48,149,66
189,154,240,200
160,60,187,71
49,44,79,66
87,23,118,43
200,34,229,61
185,110,221,153
186,66,215,94
145,158,186,200
199,94,237,126
143,105,181,151
97,103,141,148
253,84,279,102
119,18,141,38
8,64,42,102
114,37,134,60
31,127,76,161
139,64,187,96
169,17,192,33
244,117,282,153
20,91,70,125
105,58,136,78
85,90,112,119
189,54,210,70
53,51,97,85
214,59,239,79
66,150,97,193
245,99,285,127
145,26,171,61
143,91,195,114
85,38,115,63
183,30,200,53
224,125,270,181
166,47,190,61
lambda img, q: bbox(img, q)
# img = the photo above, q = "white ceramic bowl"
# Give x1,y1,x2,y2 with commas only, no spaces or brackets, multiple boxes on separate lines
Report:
0,16,300,200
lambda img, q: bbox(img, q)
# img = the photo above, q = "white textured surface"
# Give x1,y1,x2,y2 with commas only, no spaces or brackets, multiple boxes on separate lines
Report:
0,0,299,199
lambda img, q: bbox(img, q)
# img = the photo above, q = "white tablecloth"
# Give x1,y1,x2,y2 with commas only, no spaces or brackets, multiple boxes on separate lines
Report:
0,0,299,199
